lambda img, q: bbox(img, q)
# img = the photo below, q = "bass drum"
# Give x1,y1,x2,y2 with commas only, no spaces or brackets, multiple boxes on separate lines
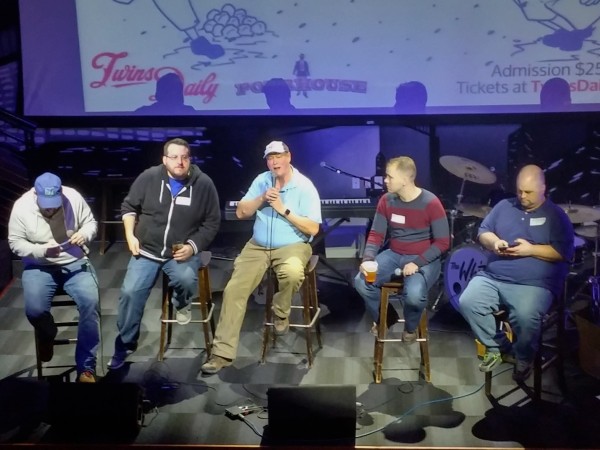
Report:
443,244,488,311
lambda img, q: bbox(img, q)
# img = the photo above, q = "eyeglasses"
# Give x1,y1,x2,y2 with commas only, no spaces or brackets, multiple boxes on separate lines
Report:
165,154,190,162
266,153,288,161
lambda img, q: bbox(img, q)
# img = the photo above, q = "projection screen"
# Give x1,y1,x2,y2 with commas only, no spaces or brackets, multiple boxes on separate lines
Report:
18,0,600,117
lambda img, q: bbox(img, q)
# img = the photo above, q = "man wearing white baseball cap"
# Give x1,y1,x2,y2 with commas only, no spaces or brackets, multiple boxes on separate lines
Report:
202,140,322,374
8,172,100,382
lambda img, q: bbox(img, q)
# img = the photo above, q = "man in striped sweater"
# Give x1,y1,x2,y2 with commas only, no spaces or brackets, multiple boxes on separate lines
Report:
354,156,450,341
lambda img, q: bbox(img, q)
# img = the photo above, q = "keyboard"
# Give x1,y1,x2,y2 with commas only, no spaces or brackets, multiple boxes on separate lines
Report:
224,198,377,220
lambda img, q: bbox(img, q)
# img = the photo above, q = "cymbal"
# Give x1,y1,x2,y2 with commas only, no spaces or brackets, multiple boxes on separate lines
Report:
458,203,492,218
575,224,600,239
558,204,600,224
439,155,497,185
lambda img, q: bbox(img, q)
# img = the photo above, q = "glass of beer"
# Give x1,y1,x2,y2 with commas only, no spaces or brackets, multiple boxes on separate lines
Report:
363,261,378,283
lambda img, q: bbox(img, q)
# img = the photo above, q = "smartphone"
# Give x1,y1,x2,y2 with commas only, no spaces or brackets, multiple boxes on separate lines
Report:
507,242,519,248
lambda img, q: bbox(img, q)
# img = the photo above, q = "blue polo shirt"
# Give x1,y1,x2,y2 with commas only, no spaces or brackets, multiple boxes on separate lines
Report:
477,198,574,296
242,167,322,248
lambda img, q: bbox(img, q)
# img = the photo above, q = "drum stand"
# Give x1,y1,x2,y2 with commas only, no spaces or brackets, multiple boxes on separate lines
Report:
430,190,465,312
567,224,600,329
586,224,600,322
588,276,600,323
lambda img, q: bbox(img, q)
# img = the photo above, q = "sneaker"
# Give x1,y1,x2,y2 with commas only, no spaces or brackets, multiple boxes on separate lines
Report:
78,370,96,383
107,349,134,370
512,360,533,382
479,351,502,372
201,355,232,374
501,352,516,365
176,305,192,325
38,339,54,362
370,322,378,337
274,316,289,336
402,330,417,343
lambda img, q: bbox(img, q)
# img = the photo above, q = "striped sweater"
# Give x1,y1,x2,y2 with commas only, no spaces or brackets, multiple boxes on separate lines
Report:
363,189,450,266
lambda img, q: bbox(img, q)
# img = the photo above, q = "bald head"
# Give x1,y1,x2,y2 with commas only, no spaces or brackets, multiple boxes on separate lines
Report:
516,165,546,211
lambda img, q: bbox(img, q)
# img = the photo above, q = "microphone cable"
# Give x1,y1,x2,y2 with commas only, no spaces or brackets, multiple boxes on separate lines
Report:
267,174,276,323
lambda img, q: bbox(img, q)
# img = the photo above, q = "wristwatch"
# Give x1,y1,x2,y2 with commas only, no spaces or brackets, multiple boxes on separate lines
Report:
284,209,291,216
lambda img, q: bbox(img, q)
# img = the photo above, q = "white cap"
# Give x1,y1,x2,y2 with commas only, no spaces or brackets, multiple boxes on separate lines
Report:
263,141,289,158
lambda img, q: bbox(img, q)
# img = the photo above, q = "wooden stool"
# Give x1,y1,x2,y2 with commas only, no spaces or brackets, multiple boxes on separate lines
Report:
482,288,566,400
158,251,215,360
261,255,322,367
35,289,102,380
373,281,430,383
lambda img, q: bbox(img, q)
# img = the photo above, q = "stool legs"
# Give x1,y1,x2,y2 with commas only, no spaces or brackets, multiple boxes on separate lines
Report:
158,275,173,361
158,265,215,361
418,311,431,382
373,287,391,383
198,266,214,359
261,272,275,363
484,300,566,401
373,283,430,383
261,261,322,367
34,295,93,380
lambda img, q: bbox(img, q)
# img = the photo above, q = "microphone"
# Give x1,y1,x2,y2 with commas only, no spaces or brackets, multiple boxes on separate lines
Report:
66,230,90,256
320,161,341,173
394,267,423,276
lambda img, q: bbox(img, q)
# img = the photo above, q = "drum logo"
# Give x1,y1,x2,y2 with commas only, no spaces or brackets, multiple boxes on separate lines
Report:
452,257,485,283
444,245,488,310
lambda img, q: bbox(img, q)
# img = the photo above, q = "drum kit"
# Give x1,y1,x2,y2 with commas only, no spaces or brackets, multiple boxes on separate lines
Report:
565,209,600,321
439,155,498,248
436,155,497,311
436,156,600,315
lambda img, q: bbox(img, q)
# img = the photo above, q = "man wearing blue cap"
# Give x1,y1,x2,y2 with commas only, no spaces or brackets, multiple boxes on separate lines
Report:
201,140,322,374
8,172,100,382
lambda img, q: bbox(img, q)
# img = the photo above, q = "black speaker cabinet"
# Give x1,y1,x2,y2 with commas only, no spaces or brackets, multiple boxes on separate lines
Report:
47,382,143,434
266,385,356,446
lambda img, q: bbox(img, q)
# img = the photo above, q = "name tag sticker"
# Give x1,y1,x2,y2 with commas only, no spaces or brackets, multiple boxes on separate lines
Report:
391,213,405,224
530,217,546,226
175,196,191,206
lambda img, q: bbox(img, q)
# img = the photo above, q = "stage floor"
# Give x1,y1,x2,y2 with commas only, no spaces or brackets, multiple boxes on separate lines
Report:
0,241,599,448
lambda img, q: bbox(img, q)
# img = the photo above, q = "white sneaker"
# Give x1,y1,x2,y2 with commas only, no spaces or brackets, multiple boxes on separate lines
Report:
176,305,192,325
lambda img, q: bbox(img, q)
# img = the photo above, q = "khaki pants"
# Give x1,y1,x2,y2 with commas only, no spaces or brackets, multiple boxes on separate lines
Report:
212,240,312,360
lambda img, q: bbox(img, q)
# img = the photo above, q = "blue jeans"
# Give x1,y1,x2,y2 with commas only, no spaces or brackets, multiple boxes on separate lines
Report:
114,254,201,353
458,275,553,363
354,249,441,332
22,259,100,373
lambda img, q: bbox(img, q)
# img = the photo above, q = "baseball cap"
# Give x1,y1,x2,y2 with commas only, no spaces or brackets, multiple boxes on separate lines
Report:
34,172,63,209
263,141,289,158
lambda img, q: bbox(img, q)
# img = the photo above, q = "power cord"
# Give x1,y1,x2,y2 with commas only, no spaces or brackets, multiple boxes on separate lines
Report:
356,365,513,439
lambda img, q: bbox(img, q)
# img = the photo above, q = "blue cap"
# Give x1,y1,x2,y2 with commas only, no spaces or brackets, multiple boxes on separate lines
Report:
34,172,62,209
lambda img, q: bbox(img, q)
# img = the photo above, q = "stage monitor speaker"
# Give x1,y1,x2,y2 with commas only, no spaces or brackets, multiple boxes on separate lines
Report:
47,382,144,434
266,385,356,446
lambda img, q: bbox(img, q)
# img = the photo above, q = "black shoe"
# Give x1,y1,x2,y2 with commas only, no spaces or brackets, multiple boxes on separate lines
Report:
512,360,533,382
38,339,54,362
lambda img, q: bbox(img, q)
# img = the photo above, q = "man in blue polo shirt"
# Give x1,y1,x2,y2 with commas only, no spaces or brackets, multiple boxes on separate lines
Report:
458,165,573,382
202,140,322,374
